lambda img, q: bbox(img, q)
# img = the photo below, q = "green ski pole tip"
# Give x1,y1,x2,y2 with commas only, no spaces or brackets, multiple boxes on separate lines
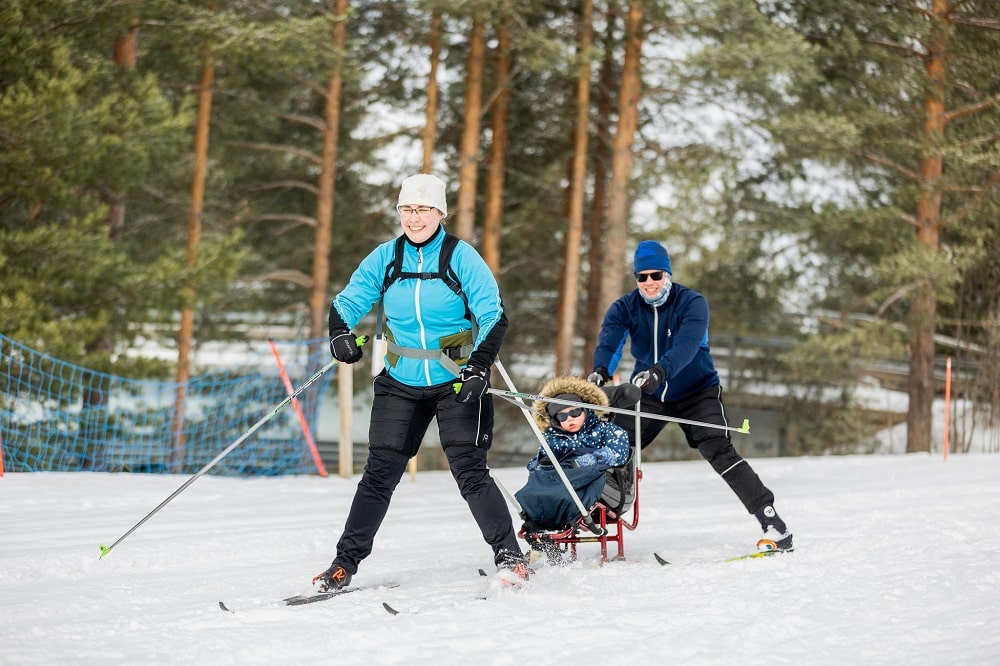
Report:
738,418,750,434
99,544,111,558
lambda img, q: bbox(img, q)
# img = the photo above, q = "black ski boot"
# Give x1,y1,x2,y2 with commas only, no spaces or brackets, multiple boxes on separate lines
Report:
312,563,352,592
753,505,794,552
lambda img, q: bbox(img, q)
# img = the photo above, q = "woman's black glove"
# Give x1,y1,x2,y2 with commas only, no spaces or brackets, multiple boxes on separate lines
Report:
329,330,366,364
453,365,489,403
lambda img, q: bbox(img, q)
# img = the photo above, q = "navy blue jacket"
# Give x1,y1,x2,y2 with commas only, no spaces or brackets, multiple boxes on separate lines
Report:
593,283,719,402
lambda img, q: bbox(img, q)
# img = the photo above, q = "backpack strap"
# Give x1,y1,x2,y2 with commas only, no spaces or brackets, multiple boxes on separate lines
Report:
437,233,464,303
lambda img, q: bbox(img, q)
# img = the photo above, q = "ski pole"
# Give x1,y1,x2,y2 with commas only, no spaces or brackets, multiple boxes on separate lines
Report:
484,361,528,520
493,361,606,536
99,352,345,558
487,387,751,435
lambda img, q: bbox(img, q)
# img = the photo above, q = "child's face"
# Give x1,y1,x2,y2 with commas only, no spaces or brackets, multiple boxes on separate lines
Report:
554,407,585,433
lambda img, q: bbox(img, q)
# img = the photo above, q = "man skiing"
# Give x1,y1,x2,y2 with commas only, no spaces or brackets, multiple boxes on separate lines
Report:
589,240,793,552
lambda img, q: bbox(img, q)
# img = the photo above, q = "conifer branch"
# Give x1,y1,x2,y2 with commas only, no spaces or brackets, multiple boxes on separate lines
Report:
858,150,922,183
945,166,1000,226
230,142,322,166
256,269,313,288
944,96,998,124
247,180,320,196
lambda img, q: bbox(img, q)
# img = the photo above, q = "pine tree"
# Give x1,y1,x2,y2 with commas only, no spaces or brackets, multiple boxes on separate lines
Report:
761,0,1000,452
0,0,194,374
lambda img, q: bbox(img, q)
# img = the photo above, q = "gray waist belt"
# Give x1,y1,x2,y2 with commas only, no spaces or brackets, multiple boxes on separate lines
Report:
384,339,474,377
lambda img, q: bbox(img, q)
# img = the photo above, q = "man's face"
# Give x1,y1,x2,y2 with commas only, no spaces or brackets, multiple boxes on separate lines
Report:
635,270,667,299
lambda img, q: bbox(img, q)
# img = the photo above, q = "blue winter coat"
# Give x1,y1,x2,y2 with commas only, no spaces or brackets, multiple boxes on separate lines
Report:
526,410,630,470
592,283,720,402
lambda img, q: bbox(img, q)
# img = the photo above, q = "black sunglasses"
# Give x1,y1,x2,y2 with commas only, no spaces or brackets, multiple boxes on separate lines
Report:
635,271,665,283
554,407,585,423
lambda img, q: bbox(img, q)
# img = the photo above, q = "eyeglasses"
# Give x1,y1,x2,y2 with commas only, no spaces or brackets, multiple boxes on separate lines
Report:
554,407,584,423
398,206,434,217
635,271,665,283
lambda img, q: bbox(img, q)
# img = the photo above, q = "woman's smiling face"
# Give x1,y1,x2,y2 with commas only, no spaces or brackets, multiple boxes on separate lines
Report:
397,205,443,244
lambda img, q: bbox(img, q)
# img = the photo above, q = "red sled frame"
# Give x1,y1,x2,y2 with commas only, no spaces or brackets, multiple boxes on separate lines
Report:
520,444,643,563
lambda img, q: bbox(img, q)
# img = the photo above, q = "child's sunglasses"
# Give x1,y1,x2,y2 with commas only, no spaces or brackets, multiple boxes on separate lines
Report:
554,407,585,423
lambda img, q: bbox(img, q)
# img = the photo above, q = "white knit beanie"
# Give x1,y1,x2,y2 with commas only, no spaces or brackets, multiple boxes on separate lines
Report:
397,174,448,216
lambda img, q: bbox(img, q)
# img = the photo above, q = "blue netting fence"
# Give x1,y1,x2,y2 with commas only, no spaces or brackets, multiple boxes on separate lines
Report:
0,333,334,476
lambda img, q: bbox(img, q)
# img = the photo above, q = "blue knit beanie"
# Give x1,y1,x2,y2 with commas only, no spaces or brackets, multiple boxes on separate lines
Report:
633,240,672,275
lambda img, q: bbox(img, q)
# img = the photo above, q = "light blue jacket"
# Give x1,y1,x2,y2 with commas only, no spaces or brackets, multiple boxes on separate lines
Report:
332,227,507,387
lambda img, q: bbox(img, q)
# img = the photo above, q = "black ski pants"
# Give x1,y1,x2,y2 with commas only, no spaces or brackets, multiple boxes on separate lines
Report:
333,372,520,574
610,385,774,514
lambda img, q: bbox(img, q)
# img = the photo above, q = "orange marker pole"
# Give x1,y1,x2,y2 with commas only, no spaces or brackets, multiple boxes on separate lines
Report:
269,340,327,477
943,356,951,462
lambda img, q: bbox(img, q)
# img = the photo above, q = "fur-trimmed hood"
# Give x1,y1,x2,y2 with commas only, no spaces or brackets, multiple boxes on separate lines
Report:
531,376,610,431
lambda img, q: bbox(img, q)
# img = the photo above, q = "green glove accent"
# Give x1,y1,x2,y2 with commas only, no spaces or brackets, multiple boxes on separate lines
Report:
454,365,488,403
738,418,750,434
330,331,366,364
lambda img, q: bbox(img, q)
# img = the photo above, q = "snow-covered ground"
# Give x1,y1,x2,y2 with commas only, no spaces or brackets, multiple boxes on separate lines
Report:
2,453,999,665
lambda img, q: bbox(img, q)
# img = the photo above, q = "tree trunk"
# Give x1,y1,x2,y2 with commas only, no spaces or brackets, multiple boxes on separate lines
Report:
112,10,139,69
422,11,442,174
907,282,937,453
482,14,511,274
172,45,214,472
106,4,140,242
454,16,486,242
598,0,643,324
906,0,949,453
310,0,347,341
555,0,594,376
583,2,617,369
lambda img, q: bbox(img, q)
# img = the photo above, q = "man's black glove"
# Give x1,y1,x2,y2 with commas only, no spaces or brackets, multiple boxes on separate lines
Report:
632,364,666,394
587,367,610,387
453,365,489,403
329,331,366,364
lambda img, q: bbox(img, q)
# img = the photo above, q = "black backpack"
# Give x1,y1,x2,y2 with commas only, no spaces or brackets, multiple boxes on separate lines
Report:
380,233,463,301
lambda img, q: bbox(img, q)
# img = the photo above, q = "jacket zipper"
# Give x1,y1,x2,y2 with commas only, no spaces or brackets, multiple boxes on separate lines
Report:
414,248,431,385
